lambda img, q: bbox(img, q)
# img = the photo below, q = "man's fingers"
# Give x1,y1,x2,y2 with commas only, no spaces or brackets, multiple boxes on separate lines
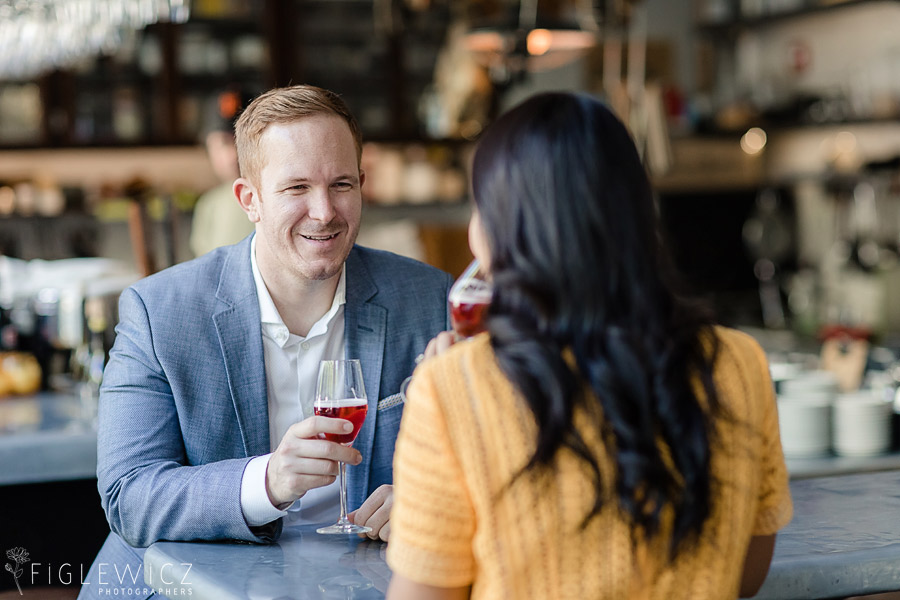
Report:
266,455,340,507
277,456,340,477
288,415,356,439
377,521,390,542
277,432,362,465
353,484,390,525
265,425,364,506
352,485,393,541
362,506,391,541
351,494,377,525
283,473,336,491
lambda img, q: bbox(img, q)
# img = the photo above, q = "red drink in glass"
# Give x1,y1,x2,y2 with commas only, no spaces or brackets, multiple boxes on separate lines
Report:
313,359,371,535
450,297,490,338
314,400,368,444
448,259,492,339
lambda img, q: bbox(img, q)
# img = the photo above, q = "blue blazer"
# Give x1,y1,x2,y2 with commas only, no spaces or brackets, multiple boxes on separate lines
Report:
80,238,452,599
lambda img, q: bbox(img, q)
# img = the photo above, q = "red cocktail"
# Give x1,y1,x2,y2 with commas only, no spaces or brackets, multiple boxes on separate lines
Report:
450,298,491,338
314,400,368,444
313,359,371,535
448,259,492,338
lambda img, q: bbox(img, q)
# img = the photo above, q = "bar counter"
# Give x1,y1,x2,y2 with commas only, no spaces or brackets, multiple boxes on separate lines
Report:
145,525,388,600
144,470,900,600
0,390,97,485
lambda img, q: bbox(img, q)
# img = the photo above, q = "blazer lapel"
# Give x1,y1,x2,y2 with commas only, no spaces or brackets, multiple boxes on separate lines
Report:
213,237,270,457
344,247,386,507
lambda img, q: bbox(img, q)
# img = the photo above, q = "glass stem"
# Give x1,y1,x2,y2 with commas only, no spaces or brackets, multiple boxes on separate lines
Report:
337,460,349,524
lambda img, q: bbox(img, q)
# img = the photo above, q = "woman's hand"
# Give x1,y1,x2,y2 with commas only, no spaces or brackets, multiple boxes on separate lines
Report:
423,331,457,360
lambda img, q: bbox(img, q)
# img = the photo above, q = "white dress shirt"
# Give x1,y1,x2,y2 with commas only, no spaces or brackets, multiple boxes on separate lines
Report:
240,236,345,526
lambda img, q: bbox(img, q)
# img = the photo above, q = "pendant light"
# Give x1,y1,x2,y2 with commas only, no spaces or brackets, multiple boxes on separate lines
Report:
464,0,599,84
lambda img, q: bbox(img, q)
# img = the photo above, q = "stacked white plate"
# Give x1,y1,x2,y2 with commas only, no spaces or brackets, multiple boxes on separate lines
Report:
832,391,894,457
777,370,839,458
769,361,802,395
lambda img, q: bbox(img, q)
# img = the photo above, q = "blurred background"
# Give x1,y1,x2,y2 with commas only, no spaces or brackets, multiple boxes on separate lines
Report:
4,0,900,595
2,0,900,336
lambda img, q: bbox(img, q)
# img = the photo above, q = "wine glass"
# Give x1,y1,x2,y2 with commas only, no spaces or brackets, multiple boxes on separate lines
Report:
398,261,492,404
449,258,492,339
314,359,371,535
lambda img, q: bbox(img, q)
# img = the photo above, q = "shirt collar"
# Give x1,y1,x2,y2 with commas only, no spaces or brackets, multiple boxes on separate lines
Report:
250,235,346,344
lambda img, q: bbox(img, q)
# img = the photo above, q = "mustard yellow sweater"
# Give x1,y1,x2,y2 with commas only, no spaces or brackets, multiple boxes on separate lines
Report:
387,327,792,599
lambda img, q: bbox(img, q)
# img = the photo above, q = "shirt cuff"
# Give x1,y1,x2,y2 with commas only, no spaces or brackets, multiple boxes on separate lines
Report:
241,453,292,526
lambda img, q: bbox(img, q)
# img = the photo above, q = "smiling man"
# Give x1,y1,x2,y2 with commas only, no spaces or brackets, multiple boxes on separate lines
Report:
80,86,453,600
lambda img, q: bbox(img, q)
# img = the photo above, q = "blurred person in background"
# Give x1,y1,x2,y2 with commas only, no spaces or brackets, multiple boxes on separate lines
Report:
80,85,452,600
189,88,256,257
387,92,793,600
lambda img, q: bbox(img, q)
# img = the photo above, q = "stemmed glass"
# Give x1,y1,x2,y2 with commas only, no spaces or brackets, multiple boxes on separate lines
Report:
314,359,371,535
449,258,493,339
400,259,493,404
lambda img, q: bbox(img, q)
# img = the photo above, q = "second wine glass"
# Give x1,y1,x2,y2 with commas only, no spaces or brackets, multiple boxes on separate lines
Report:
314,359,371,535
449,258,492,339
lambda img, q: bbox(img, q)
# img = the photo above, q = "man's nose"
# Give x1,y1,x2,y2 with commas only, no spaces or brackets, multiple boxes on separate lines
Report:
306,189,337,222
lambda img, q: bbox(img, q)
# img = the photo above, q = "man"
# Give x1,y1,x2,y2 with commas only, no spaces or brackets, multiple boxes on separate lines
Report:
80,85,452,599
189,88,255,257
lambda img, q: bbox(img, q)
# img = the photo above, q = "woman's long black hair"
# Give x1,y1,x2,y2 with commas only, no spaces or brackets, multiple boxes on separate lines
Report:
473,92,721,557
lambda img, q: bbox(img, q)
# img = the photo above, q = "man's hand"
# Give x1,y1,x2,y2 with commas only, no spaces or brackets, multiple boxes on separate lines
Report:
348,484,392,541
265,416,362,508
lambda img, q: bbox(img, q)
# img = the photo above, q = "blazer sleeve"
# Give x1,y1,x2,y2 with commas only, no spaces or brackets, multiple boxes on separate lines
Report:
97,287,280,547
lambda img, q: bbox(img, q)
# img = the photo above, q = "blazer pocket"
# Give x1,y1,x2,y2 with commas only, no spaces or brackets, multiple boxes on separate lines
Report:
377,393,403,412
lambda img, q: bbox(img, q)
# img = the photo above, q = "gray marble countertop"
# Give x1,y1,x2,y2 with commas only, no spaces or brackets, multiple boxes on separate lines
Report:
0,390,98,485
787,451,900,479
145,525,389,600
145,470,900,600
755,470,900,599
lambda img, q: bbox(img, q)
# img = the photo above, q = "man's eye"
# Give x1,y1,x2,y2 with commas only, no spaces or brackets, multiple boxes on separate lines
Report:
334,182,353,190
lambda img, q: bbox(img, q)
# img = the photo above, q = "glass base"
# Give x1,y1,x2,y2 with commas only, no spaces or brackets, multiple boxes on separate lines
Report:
318,574,374,595
316,521,372,535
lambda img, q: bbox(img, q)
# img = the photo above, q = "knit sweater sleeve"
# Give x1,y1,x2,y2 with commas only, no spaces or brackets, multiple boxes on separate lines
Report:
746,336,793,536
386,363,477,588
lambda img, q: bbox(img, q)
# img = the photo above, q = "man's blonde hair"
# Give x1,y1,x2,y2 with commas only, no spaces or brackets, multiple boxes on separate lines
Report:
234,85,363,185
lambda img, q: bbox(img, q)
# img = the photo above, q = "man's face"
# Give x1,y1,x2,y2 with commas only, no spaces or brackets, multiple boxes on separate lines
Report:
248,115,363,283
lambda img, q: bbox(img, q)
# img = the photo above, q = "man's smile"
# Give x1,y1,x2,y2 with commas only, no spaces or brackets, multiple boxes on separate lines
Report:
300,232,339,241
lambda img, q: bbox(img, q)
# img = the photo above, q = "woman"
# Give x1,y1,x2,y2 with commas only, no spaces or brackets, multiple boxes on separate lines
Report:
385,92,792,600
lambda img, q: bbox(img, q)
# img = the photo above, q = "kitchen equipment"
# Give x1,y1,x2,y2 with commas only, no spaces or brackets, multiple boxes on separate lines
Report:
742,188,794,328
0,255,138,393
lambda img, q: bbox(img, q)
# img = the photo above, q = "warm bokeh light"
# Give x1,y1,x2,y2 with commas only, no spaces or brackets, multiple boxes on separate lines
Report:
740,127,767,155
527,29,553,56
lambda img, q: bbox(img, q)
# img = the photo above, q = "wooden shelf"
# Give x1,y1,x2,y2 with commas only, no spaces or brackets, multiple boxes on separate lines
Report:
698,0,900,34
1,1,452,149
697,115,900,137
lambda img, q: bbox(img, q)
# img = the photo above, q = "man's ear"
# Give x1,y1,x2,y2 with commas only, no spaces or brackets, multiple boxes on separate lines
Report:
234,178,261,223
